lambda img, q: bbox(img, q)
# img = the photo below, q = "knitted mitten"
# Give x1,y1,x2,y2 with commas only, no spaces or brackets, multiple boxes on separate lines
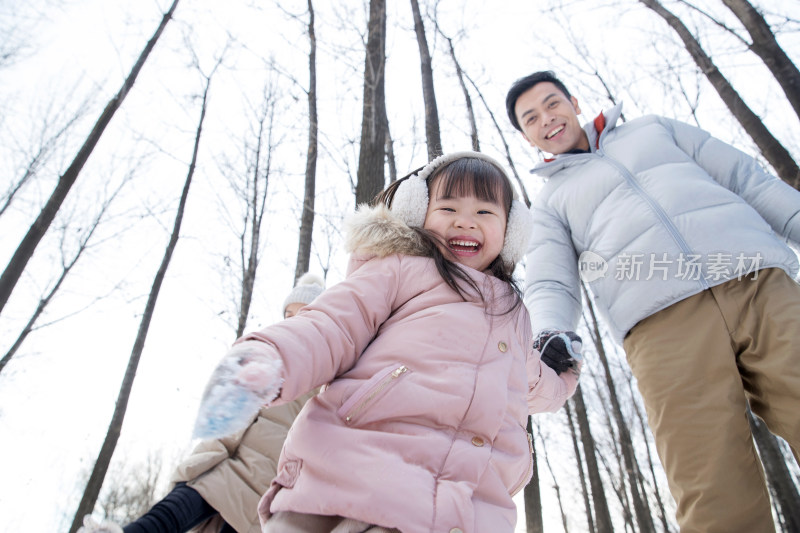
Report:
193,342,283,439
533,330,583,375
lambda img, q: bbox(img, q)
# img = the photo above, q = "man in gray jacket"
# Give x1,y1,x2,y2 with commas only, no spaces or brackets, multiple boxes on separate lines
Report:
506,70,800,533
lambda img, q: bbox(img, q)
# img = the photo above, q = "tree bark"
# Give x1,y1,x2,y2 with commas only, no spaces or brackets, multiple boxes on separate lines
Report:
442,33,478,152
573,388,615,532
639,0,800,189
565,401,596,533
582,284,655,533
0,0,180,316
721,0,800,125
68,57,209,533
524,416,544,533
749,410,800,532
409,0,442,160
294,0,318,282
355,0,387,207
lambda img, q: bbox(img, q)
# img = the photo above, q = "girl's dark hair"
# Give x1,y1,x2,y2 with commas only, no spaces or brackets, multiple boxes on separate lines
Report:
374,157,523,313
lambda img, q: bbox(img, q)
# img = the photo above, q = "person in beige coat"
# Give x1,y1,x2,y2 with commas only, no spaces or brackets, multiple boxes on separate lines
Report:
79,273,324,533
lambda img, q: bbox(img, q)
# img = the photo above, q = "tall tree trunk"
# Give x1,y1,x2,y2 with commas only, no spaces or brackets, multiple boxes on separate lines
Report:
409,0,442,160
749,410,800,532
355,0,387,206
721,0,800,124
573,388,615,532
235,83,275,339
626,379,673,532
639,0,800,189
538,427,570,532
440,32,478,152
0,0,180,316
524,416,544,533
565,401,596,533
294,0,318,282
462,71,531,207
68,63,210,533
582,284,656,533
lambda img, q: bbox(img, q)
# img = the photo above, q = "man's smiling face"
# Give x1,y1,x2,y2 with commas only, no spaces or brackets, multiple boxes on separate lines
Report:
514,81,589,156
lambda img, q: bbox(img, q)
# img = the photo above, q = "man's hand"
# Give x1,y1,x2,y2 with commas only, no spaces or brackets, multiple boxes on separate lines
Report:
533,330,583,375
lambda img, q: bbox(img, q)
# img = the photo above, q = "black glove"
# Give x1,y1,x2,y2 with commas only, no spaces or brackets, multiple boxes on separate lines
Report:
533,330,583,375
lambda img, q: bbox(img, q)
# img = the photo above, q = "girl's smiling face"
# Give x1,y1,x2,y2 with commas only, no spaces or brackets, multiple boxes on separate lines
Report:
423,178,506,272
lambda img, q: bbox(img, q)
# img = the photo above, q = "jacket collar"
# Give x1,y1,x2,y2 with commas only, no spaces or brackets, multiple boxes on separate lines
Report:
534,102,624,175
343,204,429,275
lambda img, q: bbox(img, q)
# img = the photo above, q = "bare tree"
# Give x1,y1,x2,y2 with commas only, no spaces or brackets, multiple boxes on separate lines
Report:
571,387,614,532
749,410,800,532
219,77,281,339
95,453,165,525
0,175,130,374
525,417,544,533
433,23,479,152
565,401,596,533
638,0,800,189
582,284,655,533
681,0,800,124
1,90,93,218
625,378,674,532
293,0,319,282
355,0,388,206
536,419,570,533
462,72,531,207
68,53,215,533
0,0,181,316
409,0,442,159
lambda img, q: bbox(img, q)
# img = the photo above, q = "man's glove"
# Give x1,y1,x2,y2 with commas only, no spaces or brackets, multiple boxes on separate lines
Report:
533,330,583,375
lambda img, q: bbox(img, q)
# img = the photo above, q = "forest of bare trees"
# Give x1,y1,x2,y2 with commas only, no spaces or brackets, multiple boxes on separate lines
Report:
1,0,798,531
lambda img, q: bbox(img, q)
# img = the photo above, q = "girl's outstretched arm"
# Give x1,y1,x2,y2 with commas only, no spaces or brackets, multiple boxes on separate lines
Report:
193,256,407,439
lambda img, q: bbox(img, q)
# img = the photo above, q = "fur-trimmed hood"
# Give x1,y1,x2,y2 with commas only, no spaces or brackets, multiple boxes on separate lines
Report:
344,204,429,263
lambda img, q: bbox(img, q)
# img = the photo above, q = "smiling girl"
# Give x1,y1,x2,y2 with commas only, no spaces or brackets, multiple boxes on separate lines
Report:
192,151,581,533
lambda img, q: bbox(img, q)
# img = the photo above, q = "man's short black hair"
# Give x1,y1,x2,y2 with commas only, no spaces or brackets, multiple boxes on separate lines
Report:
505,71,572,131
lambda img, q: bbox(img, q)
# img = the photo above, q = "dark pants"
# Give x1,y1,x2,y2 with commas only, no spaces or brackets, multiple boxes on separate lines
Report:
124,483,236,533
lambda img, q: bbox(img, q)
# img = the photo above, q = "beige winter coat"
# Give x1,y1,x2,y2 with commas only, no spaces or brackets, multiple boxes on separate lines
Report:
171,390,317,533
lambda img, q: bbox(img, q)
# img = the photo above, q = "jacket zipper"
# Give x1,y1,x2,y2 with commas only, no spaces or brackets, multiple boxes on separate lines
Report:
343,365,409,423
598,151,710,291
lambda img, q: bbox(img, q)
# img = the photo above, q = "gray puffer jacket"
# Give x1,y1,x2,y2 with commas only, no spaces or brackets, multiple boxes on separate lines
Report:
525,102,800,343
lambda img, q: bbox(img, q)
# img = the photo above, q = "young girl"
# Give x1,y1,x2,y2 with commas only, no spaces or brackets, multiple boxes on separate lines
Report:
193,151,581,533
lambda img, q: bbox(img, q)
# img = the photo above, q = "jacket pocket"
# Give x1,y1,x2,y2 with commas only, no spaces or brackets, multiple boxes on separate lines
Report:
510,424,534,496
337,364,410,424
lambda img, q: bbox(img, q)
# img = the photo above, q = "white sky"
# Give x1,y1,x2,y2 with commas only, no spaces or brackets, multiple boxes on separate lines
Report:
1,0,798,531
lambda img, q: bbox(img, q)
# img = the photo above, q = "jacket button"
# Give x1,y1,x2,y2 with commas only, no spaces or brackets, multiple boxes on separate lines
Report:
450,529,463,533
471,436,484,447
498,341,507,352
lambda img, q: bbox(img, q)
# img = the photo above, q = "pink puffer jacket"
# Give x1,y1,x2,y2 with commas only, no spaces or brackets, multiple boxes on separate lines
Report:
241,206,578,533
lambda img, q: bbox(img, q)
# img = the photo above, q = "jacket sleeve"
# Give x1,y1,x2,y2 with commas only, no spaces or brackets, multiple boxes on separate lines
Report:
526,347,578,413
524,201,583,336
238,256,402,403
663,116,800,246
